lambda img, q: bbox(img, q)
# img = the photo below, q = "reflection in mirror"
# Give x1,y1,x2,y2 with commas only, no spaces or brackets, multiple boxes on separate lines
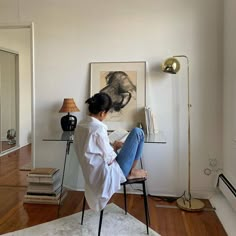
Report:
0,49,18,153
0,24,33,188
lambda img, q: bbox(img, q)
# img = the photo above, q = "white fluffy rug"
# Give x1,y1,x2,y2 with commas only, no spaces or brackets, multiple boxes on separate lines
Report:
3,204,160,236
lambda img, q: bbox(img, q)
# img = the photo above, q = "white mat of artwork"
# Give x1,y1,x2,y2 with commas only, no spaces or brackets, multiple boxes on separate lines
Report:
3,203,160,236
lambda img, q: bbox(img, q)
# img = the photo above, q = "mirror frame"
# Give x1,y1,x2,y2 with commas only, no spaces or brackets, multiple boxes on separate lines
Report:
0,48,19,152
0,23,35,167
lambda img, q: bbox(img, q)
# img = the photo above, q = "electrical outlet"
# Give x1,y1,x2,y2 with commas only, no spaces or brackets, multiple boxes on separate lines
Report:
203,157,222,176
232,138,236,147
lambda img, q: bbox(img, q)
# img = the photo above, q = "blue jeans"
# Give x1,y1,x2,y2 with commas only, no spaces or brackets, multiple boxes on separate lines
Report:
116,128,144,177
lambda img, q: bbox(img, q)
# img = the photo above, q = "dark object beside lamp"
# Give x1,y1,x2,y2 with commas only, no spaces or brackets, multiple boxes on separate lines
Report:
59,98,80,131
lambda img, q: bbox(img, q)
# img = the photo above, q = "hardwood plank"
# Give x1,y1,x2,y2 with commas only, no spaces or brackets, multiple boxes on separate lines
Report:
0,145,31,186
0,145,228,236
0,141,16,152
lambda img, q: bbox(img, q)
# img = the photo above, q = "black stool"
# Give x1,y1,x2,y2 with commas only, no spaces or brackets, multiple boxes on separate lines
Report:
81,177,150,236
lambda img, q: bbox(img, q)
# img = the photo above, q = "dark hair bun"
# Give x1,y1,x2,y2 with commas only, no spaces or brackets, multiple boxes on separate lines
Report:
86,92,112,114
85,96,95,105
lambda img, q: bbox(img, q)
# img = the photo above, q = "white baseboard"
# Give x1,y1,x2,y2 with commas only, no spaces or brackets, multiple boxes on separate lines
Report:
191,188,216,199
0,146,19,157
20,142,31,148
147,188,215,199
218,175,236,211
210,190,236,236
0,142,31,157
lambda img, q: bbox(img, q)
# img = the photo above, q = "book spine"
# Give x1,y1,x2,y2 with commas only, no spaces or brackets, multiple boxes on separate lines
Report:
26,192,58,196
27,182,61,192
23,198,60,205
24,190,64,200
27,172,61,184
24,195,60,200
29,168,59,176
27,178,49,183
24,192,67,205
28,174,54,177
27,187,61,194
145,107,149,134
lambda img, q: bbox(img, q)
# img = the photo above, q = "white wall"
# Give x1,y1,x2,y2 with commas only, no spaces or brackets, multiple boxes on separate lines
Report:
0,0,223,197
0,28,32,148
223,0,236,187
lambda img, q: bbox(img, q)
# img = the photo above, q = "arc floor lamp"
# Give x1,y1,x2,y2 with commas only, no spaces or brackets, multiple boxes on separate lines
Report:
162,55,205,211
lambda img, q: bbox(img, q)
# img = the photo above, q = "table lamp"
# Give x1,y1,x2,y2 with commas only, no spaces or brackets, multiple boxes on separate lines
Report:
59,98,80,131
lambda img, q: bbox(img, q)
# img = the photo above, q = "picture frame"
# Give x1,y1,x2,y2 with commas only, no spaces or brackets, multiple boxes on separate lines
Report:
90,61,146,130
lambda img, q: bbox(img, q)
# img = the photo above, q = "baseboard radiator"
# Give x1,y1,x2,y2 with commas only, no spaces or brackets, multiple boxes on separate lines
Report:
217,174,236,211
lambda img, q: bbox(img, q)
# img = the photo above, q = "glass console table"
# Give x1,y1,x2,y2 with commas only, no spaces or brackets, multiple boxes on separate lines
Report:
43,131,74,216
43,131,166,215
144,132,166,144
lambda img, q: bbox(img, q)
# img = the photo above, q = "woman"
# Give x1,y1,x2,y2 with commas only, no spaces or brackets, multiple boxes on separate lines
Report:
74,92,147,211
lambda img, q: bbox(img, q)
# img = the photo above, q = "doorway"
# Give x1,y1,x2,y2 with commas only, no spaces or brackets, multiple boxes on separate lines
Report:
0,23,35,186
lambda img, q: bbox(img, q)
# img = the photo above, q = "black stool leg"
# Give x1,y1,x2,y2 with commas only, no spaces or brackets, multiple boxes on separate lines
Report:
142,181,149,235
123,183,127,214
81,195,86,225
98,209,104,236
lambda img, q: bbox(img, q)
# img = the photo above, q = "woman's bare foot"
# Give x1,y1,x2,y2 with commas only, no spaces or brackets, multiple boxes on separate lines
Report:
127,168,147,179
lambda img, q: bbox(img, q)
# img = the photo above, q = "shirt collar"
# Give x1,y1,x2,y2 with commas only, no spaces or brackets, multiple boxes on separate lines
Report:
88,116,108,130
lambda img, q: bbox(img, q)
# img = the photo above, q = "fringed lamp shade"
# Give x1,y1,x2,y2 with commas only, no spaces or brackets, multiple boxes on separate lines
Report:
59,98,80,131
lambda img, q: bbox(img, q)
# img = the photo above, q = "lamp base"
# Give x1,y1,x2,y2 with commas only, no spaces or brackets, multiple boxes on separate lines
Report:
176,197,205,211
61,113,77,131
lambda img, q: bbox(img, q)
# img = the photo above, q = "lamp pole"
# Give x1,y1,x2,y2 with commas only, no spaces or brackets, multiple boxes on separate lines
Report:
174,55,191,203
162,55,205,211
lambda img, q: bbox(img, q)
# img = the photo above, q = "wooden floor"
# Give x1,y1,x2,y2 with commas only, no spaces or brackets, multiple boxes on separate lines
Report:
0,145,227,236
0,141,16,153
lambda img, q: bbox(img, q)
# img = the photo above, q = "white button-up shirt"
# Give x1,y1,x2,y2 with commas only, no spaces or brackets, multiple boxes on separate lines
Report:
74,116,126,211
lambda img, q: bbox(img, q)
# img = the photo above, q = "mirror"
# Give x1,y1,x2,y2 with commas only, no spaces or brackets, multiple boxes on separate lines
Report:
0,24,34,187
0,49,18,153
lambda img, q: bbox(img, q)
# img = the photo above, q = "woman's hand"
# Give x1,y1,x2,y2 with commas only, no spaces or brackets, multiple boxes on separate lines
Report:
113,141,123,151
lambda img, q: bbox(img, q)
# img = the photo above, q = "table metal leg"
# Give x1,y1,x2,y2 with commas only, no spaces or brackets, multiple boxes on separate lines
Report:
57,141,71,217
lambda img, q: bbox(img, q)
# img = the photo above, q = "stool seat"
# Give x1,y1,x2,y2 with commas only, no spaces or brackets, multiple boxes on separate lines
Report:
121,177,147,185
81,177,150,236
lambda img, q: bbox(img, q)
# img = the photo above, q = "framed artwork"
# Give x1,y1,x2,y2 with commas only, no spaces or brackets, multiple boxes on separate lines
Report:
90,61,146,130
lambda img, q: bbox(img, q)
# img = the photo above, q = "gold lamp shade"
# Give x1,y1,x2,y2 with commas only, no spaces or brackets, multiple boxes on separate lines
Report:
162,57,181,74
59,98,80,113
59,98,80,131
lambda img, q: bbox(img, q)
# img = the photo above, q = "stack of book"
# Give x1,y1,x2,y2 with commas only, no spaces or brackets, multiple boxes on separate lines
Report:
24,168,66,205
